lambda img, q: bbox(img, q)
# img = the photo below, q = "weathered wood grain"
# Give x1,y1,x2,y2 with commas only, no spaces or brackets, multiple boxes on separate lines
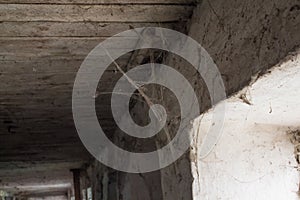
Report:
0,37,142,62
0,0,196,4
0,22,181,37
0,4,194,22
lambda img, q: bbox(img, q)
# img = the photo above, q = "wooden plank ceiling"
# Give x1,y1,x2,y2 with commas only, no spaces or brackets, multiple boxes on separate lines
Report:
0,0,195,172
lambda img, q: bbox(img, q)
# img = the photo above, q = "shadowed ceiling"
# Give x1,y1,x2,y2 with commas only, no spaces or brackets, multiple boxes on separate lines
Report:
0,0,196,197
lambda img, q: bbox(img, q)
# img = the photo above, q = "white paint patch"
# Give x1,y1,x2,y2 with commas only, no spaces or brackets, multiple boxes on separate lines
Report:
191,53,300,199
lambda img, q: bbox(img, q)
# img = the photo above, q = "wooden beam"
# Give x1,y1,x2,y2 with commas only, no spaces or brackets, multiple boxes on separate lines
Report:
0,4,194,22
0,37,140,60
0,57,131,73
0,0,196,5
0,22,180,37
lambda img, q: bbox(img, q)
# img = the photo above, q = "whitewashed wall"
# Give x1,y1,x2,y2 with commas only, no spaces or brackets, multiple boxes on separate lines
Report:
191,53,300,199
